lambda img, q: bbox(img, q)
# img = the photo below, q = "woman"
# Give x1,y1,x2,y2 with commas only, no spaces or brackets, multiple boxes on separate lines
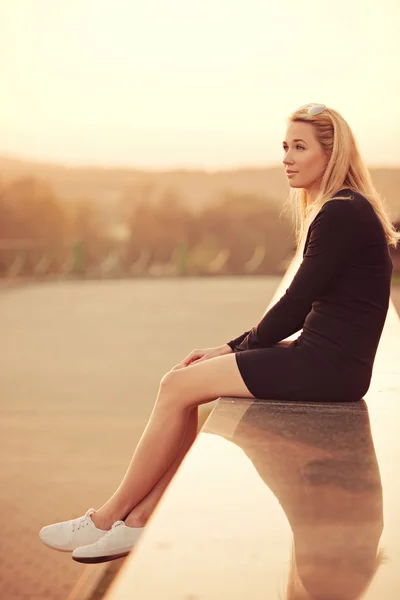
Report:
39,103,399,563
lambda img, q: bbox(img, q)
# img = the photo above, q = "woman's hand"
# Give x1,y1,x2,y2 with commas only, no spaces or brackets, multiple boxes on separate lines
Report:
171,344,233,370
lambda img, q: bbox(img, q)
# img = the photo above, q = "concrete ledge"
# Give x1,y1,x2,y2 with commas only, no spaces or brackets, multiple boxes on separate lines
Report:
67,564,110,600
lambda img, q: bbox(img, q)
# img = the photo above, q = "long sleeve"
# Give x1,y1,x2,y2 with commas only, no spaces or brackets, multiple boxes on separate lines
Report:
226,330,251,352
231,199,359,351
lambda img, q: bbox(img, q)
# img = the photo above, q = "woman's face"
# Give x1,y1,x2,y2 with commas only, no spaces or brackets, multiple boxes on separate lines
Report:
282,121,330,197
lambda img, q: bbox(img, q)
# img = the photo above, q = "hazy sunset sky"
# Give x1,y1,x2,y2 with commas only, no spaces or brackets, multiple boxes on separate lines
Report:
1,0,399,169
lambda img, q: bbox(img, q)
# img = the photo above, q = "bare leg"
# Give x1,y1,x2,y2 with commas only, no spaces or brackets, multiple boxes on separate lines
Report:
124,405,198,527
90,352,254,530
91,384,199,529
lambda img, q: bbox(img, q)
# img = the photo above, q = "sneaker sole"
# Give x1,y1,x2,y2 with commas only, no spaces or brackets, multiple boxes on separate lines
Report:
39,538,74,552
72,551,130,564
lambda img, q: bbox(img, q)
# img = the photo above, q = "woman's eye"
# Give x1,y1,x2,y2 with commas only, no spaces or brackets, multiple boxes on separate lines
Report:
283,145,304,151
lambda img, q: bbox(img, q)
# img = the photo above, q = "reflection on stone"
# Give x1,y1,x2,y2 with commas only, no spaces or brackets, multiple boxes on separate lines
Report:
221,400,385,600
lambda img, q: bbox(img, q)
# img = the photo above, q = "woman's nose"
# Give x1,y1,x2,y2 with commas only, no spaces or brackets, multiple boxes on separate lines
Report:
283,152,293,167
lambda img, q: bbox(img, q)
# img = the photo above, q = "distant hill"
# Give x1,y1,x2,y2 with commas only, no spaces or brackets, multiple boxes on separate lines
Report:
0,154,399,219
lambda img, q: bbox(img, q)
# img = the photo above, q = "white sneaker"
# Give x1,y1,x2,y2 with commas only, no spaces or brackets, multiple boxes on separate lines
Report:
39,508,109,552
72,520,145,563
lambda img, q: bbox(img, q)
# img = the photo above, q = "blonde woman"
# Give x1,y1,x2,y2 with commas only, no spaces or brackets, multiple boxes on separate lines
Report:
39,103,399,563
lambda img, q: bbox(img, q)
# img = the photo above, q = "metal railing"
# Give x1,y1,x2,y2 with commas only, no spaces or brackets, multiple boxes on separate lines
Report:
0,239,273,279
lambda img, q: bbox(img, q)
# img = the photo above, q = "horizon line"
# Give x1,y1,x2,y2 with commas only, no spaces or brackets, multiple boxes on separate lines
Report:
0,150,399,173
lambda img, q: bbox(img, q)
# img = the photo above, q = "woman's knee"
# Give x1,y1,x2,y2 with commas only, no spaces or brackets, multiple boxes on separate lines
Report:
158,371,182,400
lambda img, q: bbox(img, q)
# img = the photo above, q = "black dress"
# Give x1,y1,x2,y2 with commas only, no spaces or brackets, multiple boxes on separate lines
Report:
226,189,393,402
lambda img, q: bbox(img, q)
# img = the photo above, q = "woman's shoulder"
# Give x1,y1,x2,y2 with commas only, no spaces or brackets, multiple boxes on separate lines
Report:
326,189,386,242
329,188,370,209
319,189,358,217
311,189,374,240
323,188,373,219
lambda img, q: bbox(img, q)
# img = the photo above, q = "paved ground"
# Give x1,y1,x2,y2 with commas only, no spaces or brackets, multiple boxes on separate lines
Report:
0,277,399,600
0,276,281,600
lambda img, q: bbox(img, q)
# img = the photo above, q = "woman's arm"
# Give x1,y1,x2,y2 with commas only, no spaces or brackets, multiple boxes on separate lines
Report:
230,200,359,351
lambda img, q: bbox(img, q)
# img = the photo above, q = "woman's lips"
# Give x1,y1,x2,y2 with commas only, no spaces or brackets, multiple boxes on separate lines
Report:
287,172,297,177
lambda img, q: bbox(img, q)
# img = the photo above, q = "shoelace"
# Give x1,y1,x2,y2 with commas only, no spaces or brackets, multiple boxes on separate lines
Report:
71,508,95,532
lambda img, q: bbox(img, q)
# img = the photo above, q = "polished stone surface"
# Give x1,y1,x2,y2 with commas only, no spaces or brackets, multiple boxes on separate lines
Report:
204,398,384,599
105,395,398,599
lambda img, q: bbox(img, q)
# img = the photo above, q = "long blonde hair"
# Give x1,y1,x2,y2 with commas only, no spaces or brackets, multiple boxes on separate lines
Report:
280,105,400,254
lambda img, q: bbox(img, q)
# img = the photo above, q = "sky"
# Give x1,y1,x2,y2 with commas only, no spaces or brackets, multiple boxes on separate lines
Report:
1,0,399,169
